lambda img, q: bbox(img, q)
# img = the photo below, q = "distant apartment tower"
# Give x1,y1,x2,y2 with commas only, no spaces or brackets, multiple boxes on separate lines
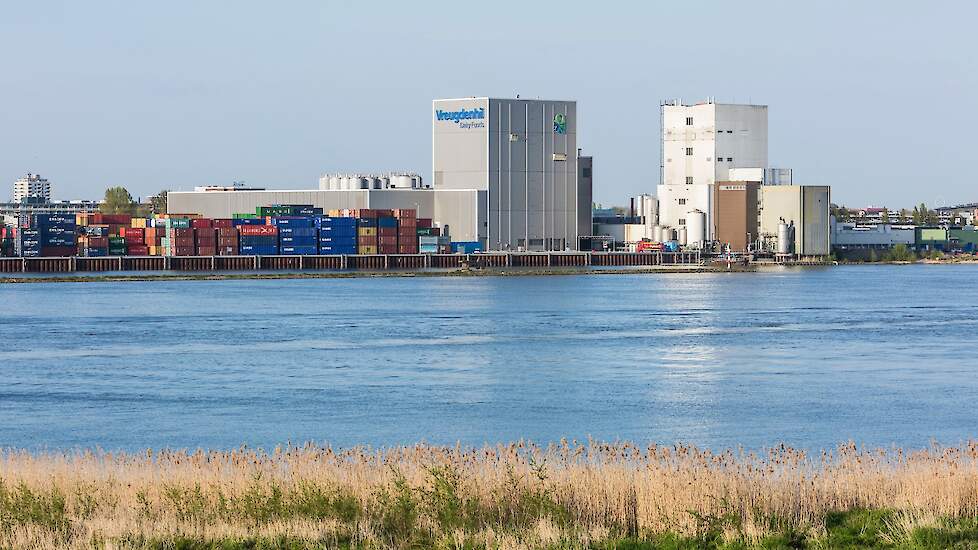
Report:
656,100,767,239
13,173,52,202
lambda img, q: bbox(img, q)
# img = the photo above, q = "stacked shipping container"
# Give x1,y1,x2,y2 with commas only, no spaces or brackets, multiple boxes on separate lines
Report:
18,204,451,257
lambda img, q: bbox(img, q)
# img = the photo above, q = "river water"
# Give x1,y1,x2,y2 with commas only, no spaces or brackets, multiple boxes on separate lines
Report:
2,265,976,452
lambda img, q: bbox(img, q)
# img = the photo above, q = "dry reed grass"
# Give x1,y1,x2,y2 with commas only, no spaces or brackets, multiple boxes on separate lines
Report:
2,439,978,549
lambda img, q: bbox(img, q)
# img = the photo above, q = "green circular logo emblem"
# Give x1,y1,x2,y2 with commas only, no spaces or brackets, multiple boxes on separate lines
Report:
553,113,567,134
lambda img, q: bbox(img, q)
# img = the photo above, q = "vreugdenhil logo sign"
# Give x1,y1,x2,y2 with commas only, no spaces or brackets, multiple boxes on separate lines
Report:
553,113,567,134
435,108,485,123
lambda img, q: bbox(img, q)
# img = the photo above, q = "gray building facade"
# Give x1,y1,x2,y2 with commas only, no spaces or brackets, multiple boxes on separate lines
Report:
433,97,586,250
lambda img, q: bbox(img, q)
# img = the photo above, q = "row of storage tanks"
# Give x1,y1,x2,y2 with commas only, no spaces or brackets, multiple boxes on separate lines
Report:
16,207,454,257
319,173,426,191
651,210,708,248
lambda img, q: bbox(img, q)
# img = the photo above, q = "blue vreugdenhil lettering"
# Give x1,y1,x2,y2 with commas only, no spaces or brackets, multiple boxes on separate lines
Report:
435,108,486,123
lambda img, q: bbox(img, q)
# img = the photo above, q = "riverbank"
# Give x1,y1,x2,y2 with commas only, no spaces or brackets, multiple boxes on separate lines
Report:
3,441,978,549
0,264,754,284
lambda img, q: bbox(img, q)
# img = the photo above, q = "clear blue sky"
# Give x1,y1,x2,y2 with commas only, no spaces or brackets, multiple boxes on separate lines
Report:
2,1,975,208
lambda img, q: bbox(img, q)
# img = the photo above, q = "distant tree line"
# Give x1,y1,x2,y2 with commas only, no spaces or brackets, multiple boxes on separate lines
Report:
99,187,168,216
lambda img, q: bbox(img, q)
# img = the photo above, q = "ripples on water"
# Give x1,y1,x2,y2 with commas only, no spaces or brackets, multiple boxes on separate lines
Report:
1,265,976,451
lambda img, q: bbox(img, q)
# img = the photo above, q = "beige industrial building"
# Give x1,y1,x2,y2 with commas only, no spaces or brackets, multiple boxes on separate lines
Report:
758,185,831,256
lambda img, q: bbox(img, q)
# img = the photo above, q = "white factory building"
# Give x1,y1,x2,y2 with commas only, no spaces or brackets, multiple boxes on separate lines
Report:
656,100,768,240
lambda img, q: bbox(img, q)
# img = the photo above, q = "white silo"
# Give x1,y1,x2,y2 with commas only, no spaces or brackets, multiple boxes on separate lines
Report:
677,226,688,246
390,174,413,189
687,209,706,248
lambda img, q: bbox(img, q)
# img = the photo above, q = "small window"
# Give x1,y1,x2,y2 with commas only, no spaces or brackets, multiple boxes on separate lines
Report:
685,117,693,126
678,218,686,226
685,147,693,156
727,157,733,162
727,130,733,134
679,198,687,205
685,176,693,185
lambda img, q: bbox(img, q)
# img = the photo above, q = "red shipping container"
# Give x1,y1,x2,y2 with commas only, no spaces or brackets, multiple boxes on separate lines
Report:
416,218,433,228
127,245,149,256
394,209,416,219
212,219,233,228
174,247,195,256
217,246,238,255
378,236,398,246
217,227,238,237
86,236,108,247
144,228,161,239
398,226,416,236
378,245,397,254
196,246,217,256
398,217,417,228
122,227,144,238
101,214,132,225
378,227,397,236
218,236,239,247
239,225,278,236
373,209,393,217
169,228,193,238
173,236,195,247
354,209,376,218
398,245,419,254
191,218,213,228
358,235,378,245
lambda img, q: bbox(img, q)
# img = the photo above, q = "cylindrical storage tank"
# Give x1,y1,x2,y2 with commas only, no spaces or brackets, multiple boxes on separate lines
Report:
377,176,388,189
777,222,791,254
652,225,662,242
357,177,370,190
338,176,351,190
660,226,673,243
328,176,340,190
687,209,706,248
411,175,422,189
677,226,688,246
390,174,412,189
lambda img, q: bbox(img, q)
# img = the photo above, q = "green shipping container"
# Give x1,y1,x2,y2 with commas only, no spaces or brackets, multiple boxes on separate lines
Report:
416,227,436,236
108,237,126,245
164,218,191,228
233,213,259,219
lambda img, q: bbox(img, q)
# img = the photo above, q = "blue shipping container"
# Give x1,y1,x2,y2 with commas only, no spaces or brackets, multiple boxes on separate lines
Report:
32,214,75,225
318,245,357,255
233,218,266,226
239,245,280,255
356,217,378,227
316,216,357,227
377,217,398,228
279,236,318,245
318,226,357,237
280,246,318,255
278,227,318,237
319,235,358,244
271,217,315,228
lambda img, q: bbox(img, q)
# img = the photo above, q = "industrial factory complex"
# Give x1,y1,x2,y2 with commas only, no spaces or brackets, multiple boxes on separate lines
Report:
2,95,975,268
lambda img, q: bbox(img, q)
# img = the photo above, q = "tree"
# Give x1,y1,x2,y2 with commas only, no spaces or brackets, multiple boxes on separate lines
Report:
150,190,169,215
100,187,137,215
881,208,890,224
899,208,909,223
